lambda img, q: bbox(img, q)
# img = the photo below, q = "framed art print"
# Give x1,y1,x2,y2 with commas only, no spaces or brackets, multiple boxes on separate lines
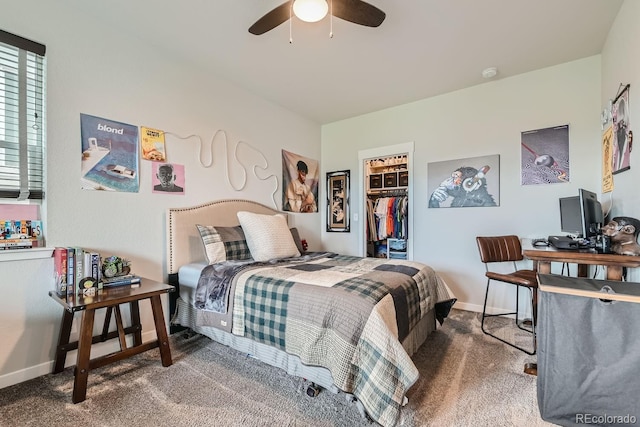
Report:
612,84,631,174
521,124,569,185
427,154,499,208
326,170,350,232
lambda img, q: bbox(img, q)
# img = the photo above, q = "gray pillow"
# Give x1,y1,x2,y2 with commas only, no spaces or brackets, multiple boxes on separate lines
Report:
289,227,306,255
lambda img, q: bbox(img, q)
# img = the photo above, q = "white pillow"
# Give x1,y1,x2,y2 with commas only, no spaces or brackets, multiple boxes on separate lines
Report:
237,211,300,262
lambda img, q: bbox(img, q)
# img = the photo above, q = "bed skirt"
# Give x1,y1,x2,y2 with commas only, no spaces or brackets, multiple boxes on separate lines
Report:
172,297,436,397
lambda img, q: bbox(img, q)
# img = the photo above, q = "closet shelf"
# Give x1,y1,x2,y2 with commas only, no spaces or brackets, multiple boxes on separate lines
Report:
369,164,407,171
368,170,408,192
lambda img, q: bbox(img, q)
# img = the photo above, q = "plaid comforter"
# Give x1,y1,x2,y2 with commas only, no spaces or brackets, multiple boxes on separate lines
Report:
197,252,455,427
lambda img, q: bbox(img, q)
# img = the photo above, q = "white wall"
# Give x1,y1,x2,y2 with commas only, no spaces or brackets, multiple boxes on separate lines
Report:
322,56,604,313
0,257,58,385
601,0,640,275
0,0,321,387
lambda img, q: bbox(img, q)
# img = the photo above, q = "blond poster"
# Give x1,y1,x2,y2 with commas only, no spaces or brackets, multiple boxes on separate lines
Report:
80,113,139,192
141,127,167,161
602,126,614,193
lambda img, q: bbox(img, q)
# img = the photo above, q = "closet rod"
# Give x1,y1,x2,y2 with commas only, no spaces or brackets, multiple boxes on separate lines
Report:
368,189,408,197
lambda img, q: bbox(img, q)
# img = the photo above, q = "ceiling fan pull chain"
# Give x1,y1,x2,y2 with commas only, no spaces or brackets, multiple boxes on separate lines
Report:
289,2,293,43
329,0,333,38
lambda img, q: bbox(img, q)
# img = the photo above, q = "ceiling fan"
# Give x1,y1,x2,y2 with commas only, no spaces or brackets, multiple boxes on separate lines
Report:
249,0,386,35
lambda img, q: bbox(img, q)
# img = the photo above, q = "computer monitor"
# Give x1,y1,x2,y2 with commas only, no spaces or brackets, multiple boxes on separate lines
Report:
579,188,604,240
559,196,582,236
558,189,604,240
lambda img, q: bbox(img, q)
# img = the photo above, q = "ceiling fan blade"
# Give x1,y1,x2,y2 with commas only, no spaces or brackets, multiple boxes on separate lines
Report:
249,2,292,35
332,0,386,27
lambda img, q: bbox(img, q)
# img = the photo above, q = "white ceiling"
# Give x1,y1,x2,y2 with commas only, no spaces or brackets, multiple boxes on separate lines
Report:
60,0,623,124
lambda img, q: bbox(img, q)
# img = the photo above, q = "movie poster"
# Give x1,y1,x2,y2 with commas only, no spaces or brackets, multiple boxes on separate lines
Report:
80,114,139,192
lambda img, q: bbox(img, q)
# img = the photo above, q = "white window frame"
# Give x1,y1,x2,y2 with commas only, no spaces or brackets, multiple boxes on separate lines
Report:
0,29,46,200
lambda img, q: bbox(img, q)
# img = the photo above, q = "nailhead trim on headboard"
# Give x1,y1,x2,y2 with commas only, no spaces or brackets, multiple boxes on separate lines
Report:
166,199,285,275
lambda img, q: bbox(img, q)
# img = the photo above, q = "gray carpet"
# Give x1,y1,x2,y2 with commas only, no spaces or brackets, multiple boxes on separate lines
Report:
0,309,553,426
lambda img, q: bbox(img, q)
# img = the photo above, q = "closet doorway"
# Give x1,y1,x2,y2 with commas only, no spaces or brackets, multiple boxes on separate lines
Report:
357,142,414,259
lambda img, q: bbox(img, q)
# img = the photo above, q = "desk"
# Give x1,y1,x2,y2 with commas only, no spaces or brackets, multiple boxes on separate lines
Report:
49,278,174,403
523,245,640,281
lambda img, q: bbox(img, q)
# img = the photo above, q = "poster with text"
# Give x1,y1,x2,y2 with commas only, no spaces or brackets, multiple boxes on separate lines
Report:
80,114,139,192
141,126,167,162
282,150,319,213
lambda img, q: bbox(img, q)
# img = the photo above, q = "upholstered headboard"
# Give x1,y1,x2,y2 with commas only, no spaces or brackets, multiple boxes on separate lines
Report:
166,199,285,274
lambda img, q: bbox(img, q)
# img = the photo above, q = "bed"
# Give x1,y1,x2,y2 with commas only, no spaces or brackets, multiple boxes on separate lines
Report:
167,199,456,427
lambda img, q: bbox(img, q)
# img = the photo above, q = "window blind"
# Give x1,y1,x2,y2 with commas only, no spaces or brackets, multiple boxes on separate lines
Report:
0,29,46,200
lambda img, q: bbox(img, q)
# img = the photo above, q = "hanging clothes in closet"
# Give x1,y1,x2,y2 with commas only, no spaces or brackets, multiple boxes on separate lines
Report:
366,195,408,242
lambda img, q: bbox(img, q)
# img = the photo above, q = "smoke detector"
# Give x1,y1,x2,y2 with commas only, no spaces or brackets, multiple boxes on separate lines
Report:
482,67,498,79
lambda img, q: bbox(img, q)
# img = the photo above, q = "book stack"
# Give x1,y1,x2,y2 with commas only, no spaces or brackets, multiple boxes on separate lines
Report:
101,274,141,288
0,237,40,250
0,220,44,250
52,247,141,298
53,247,103,298
53,247,68,296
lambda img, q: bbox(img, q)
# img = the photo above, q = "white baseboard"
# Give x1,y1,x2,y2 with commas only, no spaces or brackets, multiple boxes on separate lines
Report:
0,361,55,390
453,301,483,313
453,301,522,319
0,330,158,390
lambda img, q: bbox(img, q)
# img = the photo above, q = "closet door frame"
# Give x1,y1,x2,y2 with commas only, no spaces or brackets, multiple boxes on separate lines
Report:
357,141,414,259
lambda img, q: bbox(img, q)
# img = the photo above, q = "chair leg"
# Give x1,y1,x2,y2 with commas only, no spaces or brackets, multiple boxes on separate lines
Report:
482,278,517,332
515,286,520,326
481,278,491,334
481,279,536,355
522,287,538,375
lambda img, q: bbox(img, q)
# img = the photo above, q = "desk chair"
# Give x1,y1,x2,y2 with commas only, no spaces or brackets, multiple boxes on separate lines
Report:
476,235,537,355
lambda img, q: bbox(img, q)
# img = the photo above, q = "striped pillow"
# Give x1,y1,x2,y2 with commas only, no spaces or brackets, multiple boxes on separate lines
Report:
196,224,252,264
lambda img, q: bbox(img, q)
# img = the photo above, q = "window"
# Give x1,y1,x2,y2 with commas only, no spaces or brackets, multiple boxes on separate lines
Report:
0,30,46,200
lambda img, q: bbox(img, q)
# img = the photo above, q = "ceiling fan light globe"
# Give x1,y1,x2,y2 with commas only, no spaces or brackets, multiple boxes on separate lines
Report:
293,0,329,23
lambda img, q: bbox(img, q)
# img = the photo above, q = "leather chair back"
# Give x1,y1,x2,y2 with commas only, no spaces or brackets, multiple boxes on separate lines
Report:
476,235,524,263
